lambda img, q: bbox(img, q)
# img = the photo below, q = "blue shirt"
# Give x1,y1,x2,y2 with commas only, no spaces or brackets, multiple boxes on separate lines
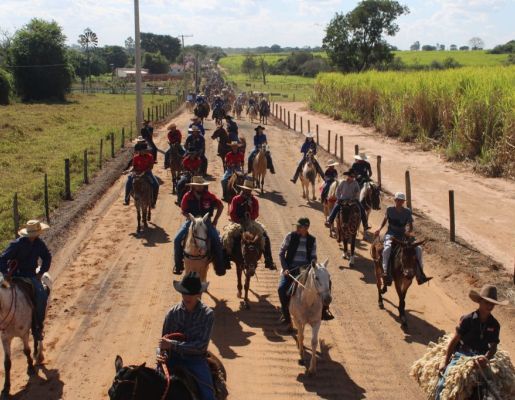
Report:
0,237,52,278
226,120,238,135
386,206,413,238
300,140,317,156
254,134,267,147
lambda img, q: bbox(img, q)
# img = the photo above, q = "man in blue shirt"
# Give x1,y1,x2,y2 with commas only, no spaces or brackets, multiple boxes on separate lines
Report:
247,125,275,174
291,132,324,183
0,220,52,341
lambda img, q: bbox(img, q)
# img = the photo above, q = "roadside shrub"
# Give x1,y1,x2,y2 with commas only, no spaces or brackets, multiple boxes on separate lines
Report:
0,68,14,105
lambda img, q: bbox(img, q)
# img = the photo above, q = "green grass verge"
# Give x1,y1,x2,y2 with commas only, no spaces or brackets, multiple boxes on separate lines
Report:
0,93,178,248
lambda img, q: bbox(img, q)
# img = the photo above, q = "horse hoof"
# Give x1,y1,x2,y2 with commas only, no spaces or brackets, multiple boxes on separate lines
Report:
378,302,384,310
237,291,242,299
27,365,36,376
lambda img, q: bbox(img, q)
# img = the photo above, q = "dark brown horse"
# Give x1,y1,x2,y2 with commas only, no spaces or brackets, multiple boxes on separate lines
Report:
211,125,230,170
166,142,183,194
132,173,152,233
258,99,270,125
194,102,210,123
371,237,426,329
336,200,361,267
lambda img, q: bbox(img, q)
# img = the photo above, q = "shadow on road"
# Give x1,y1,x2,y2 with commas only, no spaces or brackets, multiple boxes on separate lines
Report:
11,366,64,400
130,222,171,247
297,340,366,400
261,190,287,206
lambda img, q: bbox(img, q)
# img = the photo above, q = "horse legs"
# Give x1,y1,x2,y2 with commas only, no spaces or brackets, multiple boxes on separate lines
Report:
375,265,385,309
2,336,12,398
395,278,409,329
311,183,316,201
349,235,356,267
243,272,251,310
236,264,243,299
146,206,151,224
308,321,321,375
136,205,141,233
342,240,348,258
22,334,35,375
296,323,306,366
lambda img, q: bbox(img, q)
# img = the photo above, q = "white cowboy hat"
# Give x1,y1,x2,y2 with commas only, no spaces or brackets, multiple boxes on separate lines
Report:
189,125,200,133
394,192,406,201
187,176,210,186
469,284,508,306
229,141,242,147
18,220,49,238
237,178,256,191
354,153,368,161
326,159,339,167
303,132,315,138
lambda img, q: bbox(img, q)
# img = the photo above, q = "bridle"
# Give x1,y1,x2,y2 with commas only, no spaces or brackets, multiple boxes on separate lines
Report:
184,222,209,260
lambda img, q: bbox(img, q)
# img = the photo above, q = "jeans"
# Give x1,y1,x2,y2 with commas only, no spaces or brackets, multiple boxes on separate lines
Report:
173,220,224,275
248,149,275,173
125,171,159,205
30,277,48,341
278,273,295,321
167,354,215,400
176,174,191,204
435,351,476,400
328,201,368,228
382,234,423,274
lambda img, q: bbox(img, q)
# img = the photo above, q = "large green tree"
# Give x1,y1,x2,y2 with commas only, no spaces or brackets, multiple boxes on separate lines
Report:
9,18,73,101
99,45,129,69
323,0,409,72
141,33,181,62
143,51,169,74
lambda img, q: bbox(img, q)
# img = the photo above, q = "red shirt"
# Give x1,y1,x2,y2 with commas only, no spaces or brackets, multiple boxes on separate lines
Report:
182,156,201,172
229,194,259,223
225,151,244,167
168,129,182,144
133,153,154,173
181,190,222,217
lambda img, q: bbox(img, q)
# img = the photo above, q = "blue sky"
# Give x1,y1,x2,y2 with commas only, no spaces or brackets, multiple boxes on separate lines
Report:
0,0,513,49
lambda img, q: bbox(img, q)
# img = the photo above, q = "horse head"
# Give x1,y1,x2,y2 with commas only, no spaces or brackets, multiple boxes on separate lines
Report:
186,213,210,256
0,273,10,289
392,237,426,279
109,355,146,400
241,232,261,276
312,259,332,306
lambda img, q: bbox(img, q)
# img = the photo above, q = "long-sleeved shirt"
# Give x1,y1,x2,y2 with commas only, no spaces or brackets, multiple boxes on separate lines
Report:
229,194,259,223
279,232,317,269
254,134,267,147
335,179,360,201
182,156,201,172
351,161,372,179
225,151,244,168
133,153,154,173
0,237,52,278
185,134,205,154
161,301,214,357
300,140,317,156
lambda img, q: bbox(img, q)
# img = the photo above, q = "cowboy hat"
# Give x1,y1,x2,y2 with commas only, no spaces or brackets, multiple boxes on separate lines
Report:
238,177,256,191
343,169,356,177
469,285,508,306
326,159,339,167
394,192,406,201
224,115,233,120
303,132,315,138
296,217,310,228
18,220,49,238
168,123,177,130
354,153,368,161
187,176,209,186
254,125,266,132
173,272,209,295
229,141,241,147
136,136,146,143
189,125,200,133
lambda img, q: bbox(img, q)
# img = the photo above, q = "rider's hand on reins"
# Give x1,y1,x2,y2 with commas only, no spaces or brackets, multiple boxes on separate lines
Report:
159,337,173,351
156,354,168,364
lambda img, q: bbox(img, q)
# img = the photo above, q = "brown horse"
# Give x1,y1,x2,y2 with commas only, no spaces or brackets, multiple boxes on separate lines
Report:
194,103,210,123
371,237,426,329
132,173,152,233
226,172,245,203
258,99,270,125
167,142,183,194
252,145,267,194
323,180,338,236
211,125,230,170
335,200,361,267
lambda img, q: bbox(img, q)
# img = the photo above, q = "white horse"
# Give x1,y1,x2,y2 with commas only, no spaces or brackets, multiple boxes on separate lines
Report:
289,260,332,375
0,272,52,398
183,214,211,283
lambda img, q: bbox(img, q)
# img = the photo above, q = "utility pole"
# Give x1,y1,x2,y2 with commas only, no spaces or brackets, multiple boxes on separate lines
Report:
177,34,193,95
134,0,143,133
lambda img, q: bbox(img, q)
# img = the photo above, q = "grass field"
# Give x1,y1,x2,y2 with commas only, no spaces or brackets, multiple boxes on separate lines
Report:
311,66,515,177
393,50,509,66
0,93,178,248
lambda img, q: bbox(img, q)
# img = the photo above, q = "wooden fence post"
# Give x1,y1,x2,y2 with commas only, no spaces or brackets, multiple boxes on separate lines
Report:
44,174,50,223
316,125,320,145
307,120,311,133
83,150,89,184
334,134,338,157
151,107,154,121
111,132,115,158
300,117,303,133
449,190,456,242
294,114,297,131
327,130,331,153
339,136,344,163
275,104,278,116
288,111,291,129
405,170,412,210
377,155,382,188
13,193,19,238
64,158,71,200
147,108,150,121
99,139,103,169
354,144,359,155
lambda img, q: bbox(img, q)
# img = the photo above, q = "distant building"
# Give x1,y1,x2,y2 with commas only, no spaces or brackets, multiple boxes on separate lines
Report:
115,67,149,78
169,64,185,77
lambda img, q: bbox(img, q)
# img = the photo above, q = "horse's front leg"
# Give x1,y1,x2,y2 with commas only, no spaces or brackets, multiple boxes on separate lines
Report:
308,321,321,375
311,183,316,201
22,333,35,375
236,263,242,298
2,336,12,398
375,265,385,309
136,205,141,233
243,271,251,309
395,279,408,329
297,323,306,366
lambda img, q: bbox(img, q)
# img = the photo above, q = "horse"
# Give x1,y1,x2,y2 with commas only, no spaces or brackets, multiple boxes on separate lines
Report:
132,172,153,233
336,200,361,267
0,273,52,399
225,171,245,203
183,214,212,283
252,145,267,194
109,354,228,400
212,105,225,125
289,260,332,375
299,150,317,201
371,236,426,329
247,104,258,123
258,99,270,125
167,142,183,194
211,125,230,170
194,102,210,123
359,179,381,237
322,180,338,237
233,100,243,119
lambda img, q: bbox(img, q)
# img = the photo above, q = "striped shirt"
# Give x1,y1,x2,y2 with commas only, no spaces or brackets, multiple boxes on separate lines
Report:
162,301,214,357
279,232,317,269
335,180,360,201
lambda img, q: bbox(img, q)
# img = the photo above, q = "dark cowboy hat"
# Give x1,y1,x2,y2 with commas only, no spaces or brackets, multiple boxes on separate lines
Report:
134,142,148,151
143,119,150,124
469,284,508,306
173,272,209,295
224,115,233,120
254,125,266,131
296,217,310,228
343,169,356,177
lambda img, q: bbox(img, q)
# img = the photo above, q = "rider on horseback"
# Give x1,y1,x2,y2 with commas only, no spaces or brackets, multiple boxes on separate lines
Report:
0,220,51,342
221,142,244,201
325,169,370,230
213,95,224,111
141,120,158,163
320,160,339,203
351,153,372,187
226,178,276,270
247,125,275,174
435,285,507,400
224,115,239,142
176,148,202,204
189,116,205,136
124,140,159,207
374,192,432,285
158,272,216,400
290,132,324,183
278,218,334,324
185,126,208,176
164,123,185,169
173,177,225,276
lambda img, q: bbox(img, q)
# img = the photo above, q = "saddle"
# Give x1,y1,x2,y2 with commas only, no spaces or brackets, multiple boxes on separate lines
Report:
12,278,36,309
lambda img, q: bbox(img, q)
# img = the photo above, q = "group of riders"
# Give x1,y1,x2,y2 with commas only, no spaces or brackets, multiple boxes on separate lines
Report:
1,84,508,399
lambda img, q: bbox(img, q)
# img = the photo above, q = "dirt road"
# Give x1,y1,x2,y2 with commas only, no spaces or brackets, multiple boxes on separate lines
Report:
277,102,515,271
2,110,513,399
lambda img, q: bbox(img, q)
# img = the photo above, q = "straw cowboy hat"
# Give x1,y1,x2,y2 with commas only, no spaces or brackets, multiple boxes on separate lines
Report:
469,284,508,306
189,125,200,133
326,159,339,167
173,272,209,295
229,141,242,147
18,220,49,238
238,177,256,191
303,131,315,138
187,176,210,186
354,153,369,161
168,123,177,130
394,192,406,201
